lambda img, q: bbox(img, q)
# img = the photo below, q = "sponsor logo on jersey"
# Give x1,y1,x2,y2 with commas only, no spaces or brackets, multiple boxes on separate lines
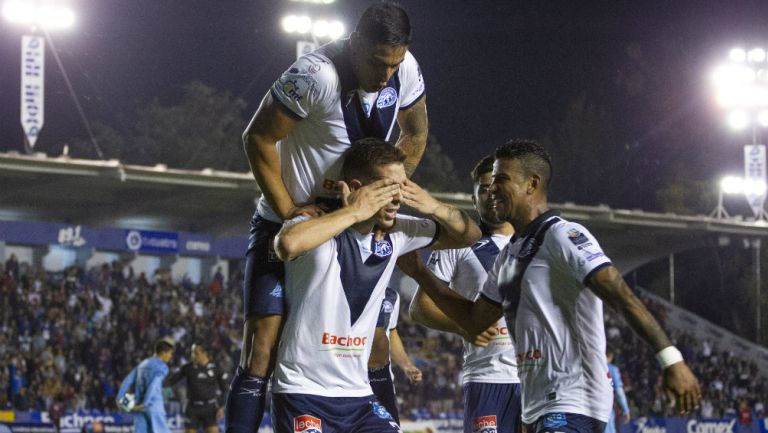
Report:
586,252,605,262
427,252,440,267
374,240,393,257
516,348,543,370
270,285,284,298
567,229,589,246
543,413,567,429
321,332,368,350
371,401,393,420
307,64,321,74
294,415,322,433
472,416,498,433
281,79,304,101
376,87,398,109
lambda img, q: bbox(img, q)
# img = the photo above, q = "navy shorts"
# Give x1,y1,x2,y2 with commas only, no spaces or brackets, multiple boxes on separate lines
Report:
243,213,285,319
463,382,522,433
368,364,399,423
525,413,606,433
272,393,400,433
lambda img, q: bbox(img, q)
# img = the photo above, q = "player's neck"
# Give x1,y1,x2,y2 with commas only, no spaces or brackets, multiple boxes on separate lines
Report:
481,219,514,237
515,202,550,235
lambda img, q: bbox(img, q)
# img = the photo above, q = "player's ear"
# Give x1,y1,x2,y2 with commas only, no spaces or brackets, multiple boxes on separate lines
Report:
528,175,541,194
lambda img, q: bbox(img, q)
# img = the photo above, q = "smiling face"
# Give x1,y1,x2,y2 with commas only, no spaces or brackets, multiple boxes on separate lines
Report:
350,37,407,93
368,162,406,230
489,158,531,229
473,171,505,227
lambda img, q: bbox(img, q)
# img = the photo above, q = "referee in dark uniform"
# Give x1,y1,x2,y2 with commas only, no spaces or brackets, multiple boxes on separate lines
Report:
166,342,229,433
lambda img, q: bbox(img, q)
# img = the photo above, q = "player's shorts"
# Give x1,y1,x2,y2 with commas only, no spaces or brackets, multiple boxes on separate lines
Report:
184,402,218,429
524,413,606,433
272,393,401,433
368,364,399,423
243,213,285,319
463,382,522,433
133,410,170,433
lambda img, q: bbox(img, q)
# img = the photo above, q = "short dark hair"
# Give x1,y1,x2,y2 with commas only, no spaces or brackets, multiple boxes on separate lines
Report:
341,138,406,183
154,338,174,355
494,139,552,192
470,154,495,184
356,2,412,46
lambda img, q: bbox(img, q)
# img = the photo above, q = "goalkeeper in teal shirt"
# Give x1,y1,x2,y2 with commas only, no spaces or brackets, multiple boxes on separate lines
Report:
117,338,175,433
605,350,631,433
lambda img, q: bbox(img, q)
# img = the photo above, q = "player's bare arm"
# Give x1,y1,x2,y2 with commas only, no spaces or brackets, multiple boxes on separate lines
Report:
400,179,481,249
243,92,323,220
395,96,428,177
274,179,400,261
397,251,501,341
410,288,497,346
588,265,701,414
388,329,422,384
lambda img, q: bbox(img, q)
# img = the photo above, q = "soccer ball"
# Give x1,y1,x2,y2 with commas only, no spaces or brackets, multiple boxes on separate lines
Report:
118,393,136,412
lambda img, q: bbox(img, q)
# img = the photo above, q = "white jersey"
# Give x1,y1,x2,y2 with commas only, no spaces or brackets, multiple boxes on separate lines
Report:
427,227,519,384
273,215,436,397
480,211,613,424
257,39,426,223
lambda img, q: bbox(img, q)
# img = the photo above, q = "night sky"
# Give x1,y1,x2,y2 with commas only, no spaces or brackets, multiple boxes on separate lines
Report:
2,0,768,209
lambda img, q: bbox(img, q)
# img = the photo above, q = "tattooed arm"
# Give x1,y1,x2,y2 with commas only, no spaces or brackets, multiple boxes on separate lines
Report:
588,265,701,415
400,178,481,250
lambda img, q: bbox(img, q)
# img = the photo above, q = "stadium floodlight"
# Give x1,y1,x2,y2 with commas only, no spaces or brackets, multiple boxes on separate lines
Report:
727,110,750,130
759,110,768,127
289,0,335,3
749,47,767,63
282,15,345,40
721,175,745,195
2,0,75,30
730,48,747,63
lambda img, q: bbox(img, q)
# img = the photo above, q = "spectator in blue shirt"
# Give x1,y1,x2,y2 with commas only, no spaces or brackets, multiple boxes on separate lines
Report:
117,338,175,433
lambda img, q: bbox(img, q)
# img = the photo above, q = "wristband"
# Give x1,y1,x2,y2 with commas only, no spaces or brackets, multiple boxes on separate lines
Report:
655,346,684,369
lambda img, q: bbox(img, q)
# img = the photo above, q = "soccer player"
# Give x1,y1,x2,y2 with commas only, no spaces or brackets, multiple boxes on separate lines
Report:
368,287,423,423
227,3,428,432
270,139,479,432
165,342,229,433
397,139,701,433
605,350,630,433
409,154,521,433
117,338,175,433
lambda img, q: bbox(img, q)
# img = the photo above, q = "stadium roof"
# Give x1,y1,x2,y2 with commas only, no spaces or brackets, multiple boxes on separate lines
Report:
0,151,258,237
3,151,768,269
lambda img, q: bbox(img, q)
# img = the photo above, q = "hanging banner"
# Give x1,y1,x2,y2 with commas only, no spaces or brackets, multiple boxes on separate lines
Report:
744,144,767,218
20,35,45,148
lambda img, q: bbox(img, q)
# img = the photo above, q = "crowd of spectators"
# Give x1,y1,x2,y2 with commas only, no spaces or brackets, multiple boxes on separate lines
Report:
2,253,768,422
0,254,242,414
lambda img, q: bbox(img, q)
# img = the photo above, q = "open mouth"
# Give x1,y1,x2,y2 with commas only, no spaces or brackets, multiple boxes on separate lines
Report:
383,208,398,219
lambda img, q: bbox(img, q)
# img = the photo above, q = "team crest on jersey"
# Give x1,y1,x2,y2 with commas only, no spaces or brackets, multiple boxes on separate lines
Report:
371,401,393,420
381,300,394,314
270,284,284,298
543,413,567,429
294,415,322,433
374,240,393,257
472,416,497,433
376,87,398,109
567,229,589,246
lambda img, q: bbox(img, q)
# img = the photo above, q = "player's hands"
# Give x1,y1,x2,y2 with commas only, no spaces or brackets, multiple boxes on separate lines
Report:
131,403,145,413
400,179,441,215
464,324,498,347
338,179,400,222
286,204,325,219
404,365,423,385
662,362,701,415
622,413,631,423
216,408,225,420
396,251,427,279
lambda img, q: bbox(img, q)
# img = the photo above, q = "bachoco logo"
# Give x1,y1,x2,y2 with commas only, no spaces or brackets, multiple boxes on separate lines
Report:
294,415,322,433
472,416,497,433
